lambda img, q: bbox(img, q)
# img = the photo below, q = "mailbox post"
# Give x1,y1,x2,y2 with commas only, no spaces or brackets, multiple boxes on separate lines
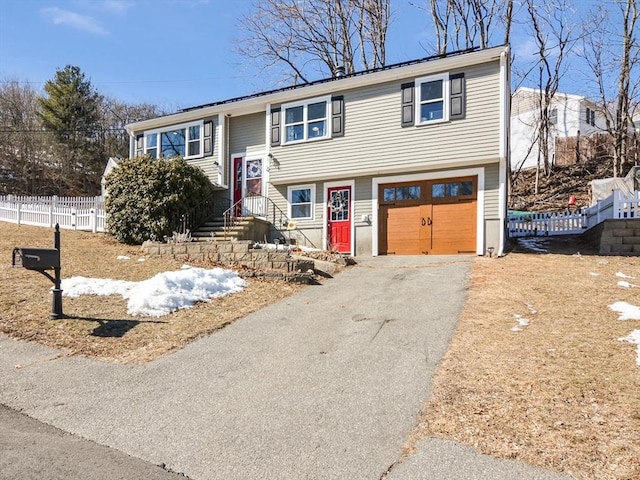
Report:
12,224,64,319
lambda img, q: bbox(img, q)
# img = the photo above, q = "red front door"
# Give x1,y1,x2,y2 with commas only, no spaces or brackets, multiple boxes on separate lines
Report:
233,156,243,215
327,186,352,253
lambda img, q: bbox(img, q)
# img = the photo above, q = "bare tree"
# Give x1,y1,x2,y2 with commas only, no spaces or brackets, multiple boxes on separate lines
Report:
580,0,640,177
237,0,390,85
522,0,573,193
0,80,49,194
419,0,513,54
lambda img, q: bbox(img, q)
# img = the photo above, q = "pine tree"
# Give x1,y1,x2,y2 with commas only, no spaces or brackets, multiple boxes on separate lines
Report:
37,65,104,195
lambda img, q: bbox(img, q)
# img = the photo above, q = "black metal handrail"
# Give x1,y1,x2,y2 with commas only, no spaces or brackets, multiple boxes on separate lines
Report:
222,194,317,248
174,194,231,237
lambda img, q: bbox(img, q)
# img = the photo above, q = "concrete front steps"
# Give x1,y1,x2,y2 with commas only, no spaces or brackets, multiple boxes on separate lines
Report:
191,216,271,243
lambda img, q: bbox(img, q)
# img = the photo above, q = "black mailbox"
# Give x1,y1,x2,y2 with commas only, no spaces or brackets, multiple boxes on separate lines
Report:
12,247,60,271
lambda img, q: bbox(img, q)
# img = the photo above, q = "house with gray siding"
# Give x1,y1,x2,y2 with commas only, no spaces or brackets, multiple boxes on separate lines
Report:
126,45,510,256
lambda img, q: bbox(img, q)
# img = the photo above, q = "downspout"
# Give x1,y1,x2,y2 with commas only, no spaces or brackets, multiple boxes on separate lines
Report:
498,46,510,256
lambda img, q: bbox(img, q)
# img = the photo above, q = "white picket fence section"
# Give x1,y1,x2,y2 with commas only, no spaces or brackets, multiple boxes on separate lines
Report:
509,190,640,238
0,195,106,233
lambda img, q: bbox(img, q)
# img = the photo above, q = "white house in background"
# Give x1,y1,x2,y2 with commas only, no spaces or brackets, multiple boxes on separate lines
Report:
510,86,607,171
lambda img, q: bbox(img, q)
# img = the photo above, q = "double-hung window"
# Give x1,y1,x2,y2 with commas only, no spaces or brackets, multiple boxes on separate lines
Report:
282,97,330,144
416,73,449,124
288,184,315,220
144,121,204,160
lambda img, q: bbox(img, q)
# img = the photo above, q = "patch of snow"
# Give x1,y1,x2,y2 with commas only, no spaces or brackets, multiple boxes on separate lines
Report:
617,281,637,288
138,258,145,262
511,313,530,332
525,303,537,315
608,301,640,321
616,272,636,279
62,267,246,317
598,259,609,265
253,242,321,252
618,330,640,366
116,255,130,261
516,237,549,253
589,272,600,276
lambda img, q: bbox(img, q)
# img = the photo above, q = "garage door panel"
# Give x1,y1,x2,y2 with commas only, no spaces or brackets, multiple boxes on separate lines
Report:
431,201,476,254
385,206,421,255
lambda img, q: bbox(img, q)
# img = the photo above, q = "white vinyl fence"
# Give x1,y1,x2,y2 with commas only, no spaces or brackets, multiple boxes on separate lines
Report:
0,195,106,233
509,190,640,238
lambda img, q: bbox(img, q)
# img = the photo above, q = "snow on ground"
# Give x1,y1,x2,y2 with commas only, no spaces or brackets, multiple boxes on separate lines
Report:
608,301,640,320
116,255,130,261
511,304,536,332
618,280,637,288
589,272,600,276
62,266,246,317
516,237,549,253
253,242,321,252
619,330,640,366
616,272,636,279
609,302,640,367
511,313,530,332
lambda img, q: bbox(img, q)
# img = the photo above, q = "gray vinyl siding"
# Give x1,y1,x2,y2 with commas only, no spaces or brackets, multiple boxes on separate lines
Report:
229,113,265,156
187,116,219,182
268,60,502,185
483,162,500,219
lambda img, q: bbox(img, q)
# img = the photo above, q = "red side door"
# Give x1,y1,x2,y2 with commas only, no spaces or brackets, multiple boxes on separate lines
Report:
327,186,352,253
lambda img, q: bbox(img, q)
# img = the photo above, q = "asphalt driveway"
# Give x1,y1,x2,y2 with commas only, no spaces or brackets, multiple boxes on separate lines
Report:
0,255,572,479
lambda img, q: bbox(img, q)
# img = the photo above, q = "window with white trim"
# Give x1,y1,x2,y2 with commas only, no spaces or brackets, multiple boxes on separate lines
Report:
144,121,204,159
416,73,449,124
283,97,330,144
288,184,315,220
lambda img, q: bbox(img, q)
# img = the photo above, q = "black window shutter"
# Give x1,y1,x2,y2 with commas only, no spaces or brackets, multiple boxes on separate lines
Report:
450,73,465,120
135,134,144,157
401,82,415,127
203,120,213,156
331,96,344,137
271,107,281,146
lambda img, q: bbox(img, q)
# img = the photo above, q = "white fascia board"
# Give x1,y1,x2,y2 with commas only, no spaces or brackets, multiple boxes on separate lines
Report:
127,46,507,133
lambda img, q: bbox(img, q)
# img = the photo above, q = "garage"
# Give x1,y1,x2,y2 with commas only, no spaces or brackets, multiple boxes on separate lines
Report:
378,176,477,255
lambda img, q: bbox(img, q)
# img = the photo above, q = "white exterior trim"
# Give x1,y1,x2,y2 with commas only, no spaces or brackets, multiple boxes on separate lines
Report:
372,167,486,256
322,179,356,254
415,72,450,125
217,115,225,187
498,49,510,256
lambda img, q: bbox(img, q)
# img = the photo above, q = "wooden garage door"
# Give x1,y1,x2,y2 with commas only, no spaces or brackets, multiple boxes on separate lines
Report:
379,176,477,255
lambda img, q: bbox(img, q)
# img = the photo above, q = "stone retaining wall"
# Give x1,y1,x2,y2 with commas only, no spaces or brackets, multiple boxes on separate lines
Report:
141,240,315,272
583,219,640,255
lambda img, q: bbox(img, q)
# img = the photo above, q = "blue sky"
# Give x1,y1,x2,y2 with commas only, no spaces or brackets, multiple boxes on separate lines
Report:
0,0,598,112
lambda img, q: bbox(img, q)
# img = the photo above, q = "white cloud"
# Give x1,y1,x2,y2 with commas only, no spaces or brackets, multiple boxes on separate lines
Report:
41,7,108,35
98,0,133,15
512,38,539,63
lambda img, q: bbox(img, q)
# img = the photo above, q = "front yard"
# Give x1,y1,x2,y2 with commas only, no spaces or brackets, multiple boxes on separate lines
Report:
410,237,640,480
0,223,303,363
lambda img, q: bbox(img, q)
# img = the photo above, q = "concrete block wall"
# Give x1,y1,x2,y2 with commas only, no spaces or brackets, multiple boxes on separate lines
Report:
583,219,640,255
142,240,315,271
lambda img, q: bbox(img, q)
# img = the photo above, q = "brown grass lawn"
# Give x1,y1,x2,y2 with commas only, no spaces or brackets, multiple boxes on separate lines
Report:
0,223,303,363
410,240,640,480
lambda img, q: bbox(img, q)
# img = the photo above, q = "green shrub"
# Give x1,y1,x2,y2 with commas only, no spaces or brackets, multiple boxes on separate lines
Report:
104,156,215,244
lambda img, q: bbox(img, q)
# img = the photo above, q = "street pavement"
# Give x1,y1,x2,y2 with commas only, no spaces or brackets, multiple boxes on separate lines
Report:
0,256,573,479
